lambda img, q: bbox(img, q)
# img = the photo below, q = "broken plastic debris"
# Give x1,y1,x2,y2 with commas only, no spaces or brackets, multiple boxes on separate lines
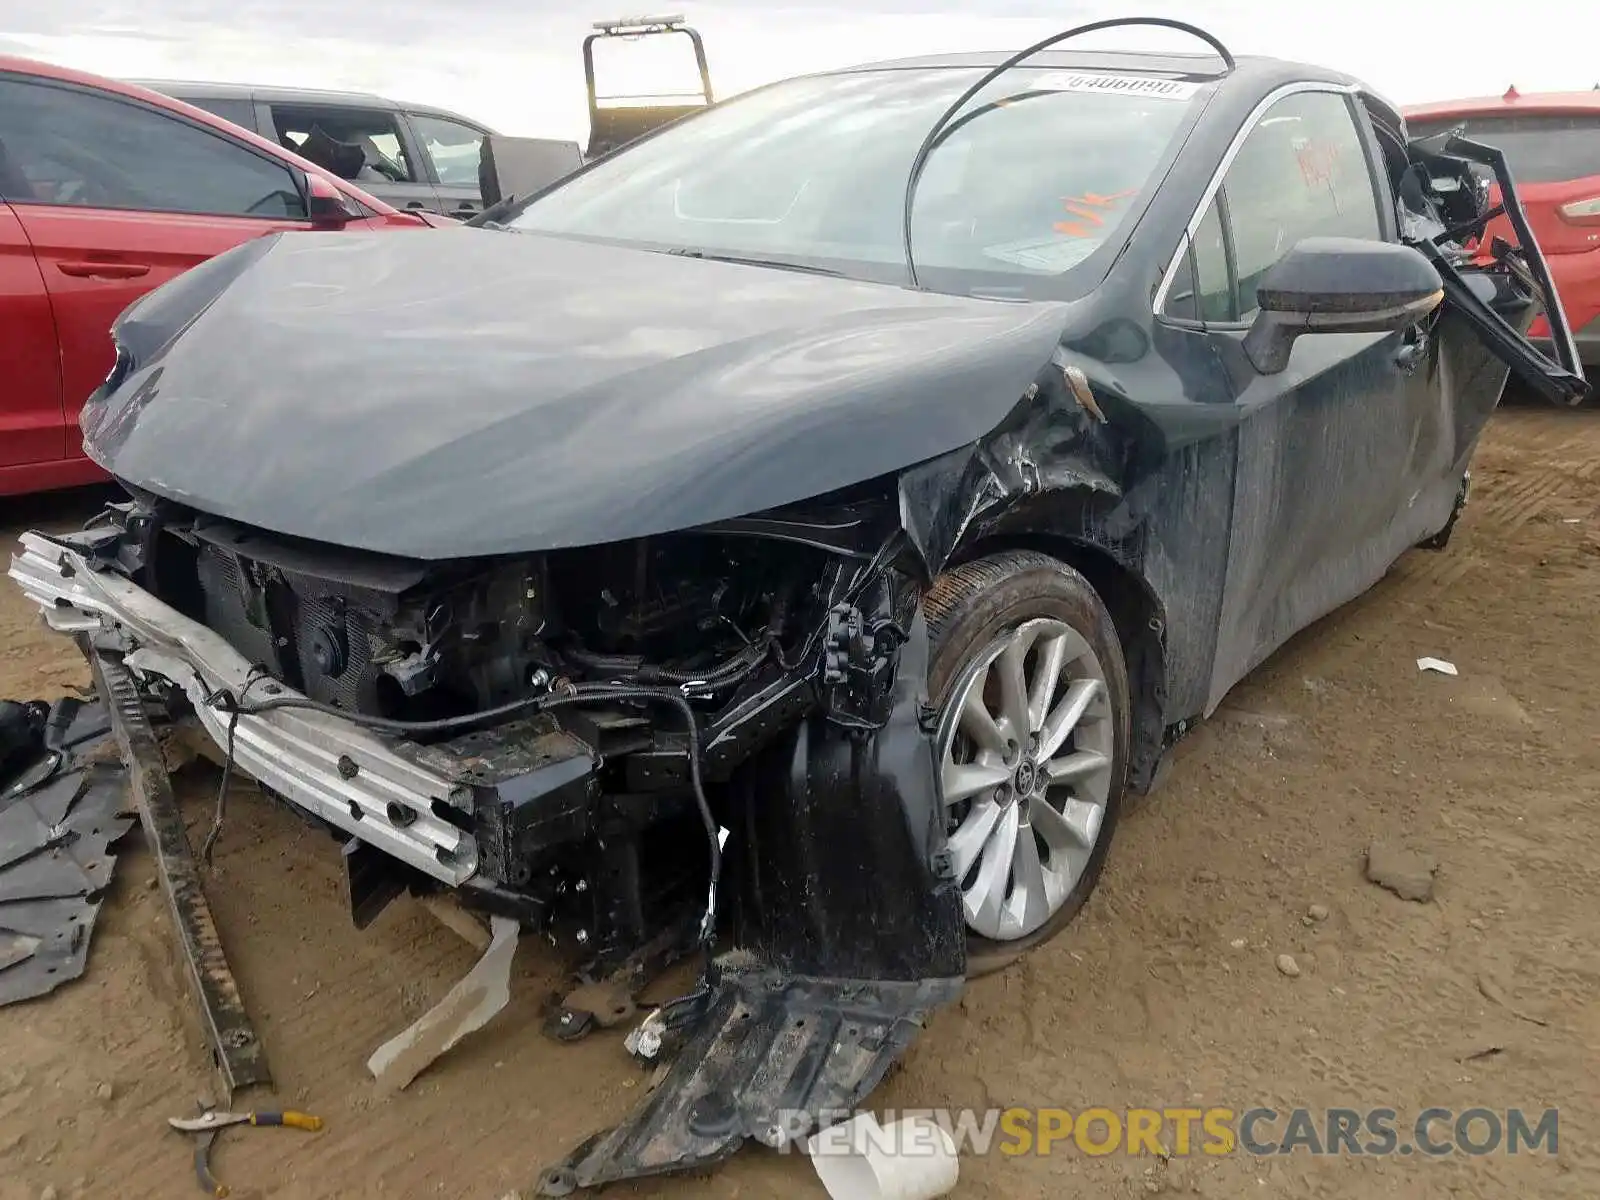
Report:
1417,657,1459,676
366,914,519,1090
807,1112,959,1200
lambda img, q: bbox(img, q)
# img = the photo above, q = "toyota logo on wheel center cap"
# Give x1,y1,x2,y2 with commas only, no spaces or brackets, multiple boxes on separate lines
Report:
1013,758,1038,795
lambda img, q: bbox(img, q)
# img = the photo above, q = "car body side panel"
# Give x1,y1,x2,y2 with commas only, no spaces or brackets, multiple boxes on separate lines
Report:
899,299,1240,764
0,456,110,499
14,204,348,459
1206,330,1434,709
0,201,65,468
1530,252,1600,365
1134,430,1236,721
904,90,1562,744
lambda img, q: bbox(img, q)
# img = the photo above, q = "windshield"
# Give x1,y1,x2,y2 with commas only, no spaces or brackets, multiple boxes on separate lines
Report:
508,66,1208,295
1409,113,1600,183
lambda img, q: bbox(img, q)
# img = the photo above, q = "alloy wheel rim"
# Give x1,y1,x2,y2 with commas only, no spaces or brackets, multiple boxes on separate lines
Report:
936,617,1114,941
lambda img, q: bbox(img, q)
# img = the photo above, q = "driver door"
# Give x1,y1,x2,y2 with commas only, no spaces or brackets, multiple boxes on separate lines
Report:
1184,89,1441,704
0,75,320,460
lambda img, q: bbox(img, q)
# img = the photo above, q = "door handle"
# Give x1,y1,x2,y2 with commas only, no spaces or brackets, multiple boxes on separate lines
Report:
57,261,150,280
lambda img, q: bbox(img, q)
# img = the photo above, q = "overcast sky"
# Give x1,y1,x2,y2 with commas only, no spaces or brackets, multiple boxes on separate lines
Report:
4,1,1594,139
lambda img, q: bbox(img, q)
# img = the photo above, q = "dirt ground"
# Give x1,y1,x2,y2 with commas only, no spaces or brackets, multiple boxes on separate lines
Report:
1,403,1597,1200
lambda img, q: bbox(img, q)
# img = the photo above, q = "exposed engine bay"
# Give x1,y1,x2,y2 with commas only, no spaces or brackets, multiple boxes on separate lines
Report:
93,480,932,925
171,504,815,729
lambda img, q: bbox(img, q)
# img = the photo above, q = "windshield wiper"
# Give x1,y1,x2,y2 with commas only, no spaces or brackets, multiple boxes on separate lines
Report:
663,248,843,276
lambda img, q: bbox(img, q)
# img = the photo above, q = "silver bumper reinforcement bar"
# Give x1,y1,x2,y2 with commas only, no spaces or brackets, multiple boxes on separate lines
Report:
8,532,478,886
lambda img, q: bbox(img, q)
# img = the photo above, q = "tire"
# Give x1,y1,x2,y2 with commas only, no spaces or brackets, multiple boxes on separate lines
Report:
923,550,1130,978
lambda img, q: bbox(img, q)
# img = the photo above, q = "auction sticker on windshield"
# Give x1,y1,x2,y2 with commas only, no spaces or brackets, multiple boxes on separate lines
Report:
1036,72,1201,101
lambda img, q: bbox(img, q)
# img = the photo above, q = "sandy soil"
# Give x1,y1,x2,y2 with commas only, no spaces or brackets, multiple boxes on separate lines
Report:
1,404,1597,1200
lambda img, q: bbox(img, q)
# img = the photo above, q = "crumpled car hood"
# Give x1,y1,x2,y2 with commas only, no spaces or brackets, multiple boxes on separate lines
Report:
89,229,1072,560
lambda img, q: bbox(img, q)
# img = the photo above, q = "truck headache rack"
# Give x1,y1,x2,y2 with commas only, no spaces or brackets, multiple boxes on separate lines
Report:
582,13,714,160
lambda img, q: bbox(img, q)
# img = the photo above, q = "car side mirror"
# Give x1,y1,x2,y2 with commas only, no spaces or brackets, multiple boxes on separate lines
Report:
1242,237,1444,375
305,174,359,228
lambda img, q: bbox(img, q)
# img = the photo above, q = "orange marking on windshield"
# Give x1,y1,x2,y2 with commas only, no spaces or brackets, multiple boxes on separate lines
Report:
1053,188,1137,236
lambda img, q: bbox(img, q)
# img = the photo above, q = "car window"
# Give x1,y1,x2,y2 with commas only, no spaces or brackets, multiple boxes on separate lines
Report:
1192,192,1234,322
1408,113,1600,184
0,78,307,219
1222,91,1382,319
1162,193,1234,323
1160,240,1199,321
269,104,418,185
180,96,259,134
509,66,1210,297
411,114,486,188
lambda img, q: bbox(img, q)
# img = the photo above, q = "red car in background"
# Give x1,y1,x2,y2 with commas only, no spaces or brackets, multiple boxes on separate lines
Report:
0,57,433,498
1406,89,1600,375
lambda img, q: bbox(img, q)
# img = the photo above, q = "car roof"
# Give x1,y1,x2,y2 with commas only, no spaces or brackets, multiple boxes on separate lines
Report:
130,79,391,106
127,77,497,130
833,47,1360,91
1405,88,1600,120
0,54,405,214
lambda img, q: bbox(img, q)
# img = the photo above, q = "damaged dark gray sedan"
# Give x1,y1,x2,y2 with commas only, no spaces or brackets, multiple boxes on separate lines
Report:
8,19,1588,1195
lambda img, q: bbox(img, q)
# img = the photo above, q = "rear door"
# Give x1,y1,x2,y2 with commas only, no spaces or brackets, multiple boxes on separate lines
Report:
263,101,443,214
405,112,492,220
0,74,322,456
0,200,64,466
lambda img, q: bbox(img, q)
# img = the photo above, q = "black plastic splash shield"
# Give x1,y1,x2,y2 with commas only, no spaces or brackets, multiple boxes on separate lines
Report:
0,697,135,1005
535,967,963,1195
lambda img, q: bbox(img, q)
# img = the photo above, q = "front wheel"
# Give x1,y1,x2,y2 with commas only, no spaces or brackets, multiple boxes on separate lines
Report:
923,550,1130,977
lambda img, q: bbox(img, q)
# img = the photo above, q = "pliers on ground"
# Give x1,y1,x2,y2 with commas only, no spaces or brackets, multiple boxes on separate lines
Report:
168,1102,324,1197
